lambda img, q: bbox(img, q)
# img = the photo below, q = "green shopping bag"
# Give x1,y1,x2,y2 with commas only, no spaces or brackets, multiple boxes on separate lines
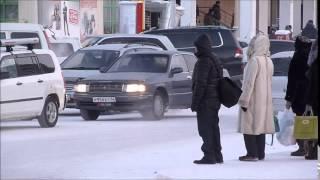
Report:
293,112,318,139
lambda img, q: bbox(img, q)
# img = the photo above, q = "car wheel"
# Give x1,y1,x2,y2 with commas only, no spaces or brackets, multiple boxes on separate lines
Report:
80,109,100,121
141,92,165,120
38,97,58,128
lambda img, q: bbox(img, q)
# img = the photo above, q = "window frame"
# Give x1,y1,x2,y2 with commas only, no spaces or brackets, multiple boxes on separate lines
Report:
170,54,188,72
36,54,56,74
182,54,197,72
0,55,18,79
14,54,41,77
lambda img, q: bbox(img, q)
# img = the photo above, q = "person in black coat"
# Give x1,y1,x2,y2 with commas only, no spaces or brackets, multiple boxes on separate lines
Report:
211,1,221,25
285,35,312,156
301,20,318,39
191,34,223,164
304,38,318,160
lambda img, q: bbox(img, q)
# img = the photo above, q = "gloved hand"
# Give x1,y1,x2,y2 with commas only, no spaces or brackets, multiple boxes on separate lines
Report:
241,107,247,112
191,103,198,112
285,101,292,110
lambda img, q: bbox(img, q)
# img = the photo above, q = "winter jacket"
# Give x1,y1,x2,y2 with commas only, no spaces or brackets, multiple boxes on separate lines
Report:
238,34,275,135
191,34,223,112
306,59,318,115
211,4,221,20
204,13,213,25
308,38,318,66
301,22,318,39
285,36,312,114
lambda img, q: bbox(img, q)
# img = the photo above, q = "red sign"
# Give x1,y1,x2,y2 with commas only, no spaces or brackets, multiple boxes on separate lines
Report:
80,0,97,8
136,2,143,33
69,9,79,24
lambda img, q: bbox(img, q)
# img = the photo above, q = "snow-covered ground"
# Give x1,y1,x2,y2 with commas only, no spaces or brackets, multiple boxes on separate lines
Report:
1,106,318,179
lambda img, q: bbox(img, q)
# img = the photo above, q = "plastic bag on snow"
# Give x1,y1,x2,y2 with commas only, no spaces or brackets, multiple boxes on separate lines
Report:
276,109,296,146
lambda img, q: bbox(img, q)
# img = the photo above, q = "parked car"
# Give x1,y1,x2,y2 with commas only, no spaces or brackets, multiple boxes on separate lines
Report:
270,39,295,55
144,26,243,81
73,51,198,120
0,23,50,49
0,38,65,127
242,39,295,65
61,44,163,108
238,37,249,69
271,51,295,112
48,37,81,63
81,34,176,50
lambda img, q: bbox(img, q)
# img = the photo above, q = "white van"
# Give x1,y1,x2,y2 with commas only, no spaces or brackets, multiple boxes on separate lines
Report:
0,23,49,49
48,37,81,63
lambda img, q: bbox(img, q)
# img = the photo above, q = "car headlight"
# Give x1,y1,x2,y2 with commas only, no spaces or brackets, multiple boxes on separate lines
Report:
124,84,146,92
74,84,89,93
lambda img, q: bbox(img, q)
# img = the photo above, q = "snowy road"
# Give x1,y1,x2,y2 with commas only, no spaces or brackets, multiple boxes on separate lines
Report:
1,106,318,180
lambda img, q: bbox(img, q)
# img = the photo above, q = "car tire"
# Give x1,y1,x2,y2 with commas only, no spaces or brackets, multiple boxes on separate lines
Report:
140,92,165,120
80,109,100,121
38,97,59,128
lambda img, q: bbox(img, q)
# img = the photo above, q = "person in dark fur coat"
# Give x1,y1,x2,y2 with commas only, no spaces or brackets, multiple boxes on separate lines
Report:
191,34,223,164
285,35,312,156
304,38,318,160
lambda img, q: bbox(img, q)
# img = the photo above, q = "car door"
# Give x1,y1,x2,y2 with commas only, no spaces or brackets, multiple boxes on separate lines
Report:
168,54,191,107
0,55,22,120
271,52,293,111
182,54,197,107
13,54,45,117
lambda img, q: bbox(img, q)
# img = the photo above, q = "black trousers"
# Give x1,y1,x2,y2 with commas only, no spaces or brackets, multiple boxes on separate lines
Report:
243,134,265,158
196,108,222,161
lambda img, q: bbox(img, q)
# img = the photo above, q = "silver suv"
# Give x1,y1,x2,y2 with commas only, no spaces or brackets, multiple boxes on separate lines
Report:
61,43,163,108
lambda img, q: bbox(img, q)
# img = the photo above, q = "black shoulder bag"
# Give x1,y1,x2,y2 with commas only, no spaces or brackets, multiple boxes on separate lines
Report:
210,59,242,108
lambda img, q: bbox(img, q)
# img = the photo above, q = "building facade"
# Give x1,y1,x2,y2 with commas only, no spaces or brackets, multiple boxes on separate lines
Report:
0,0,317,40
236,0,318,40
1,0,106,40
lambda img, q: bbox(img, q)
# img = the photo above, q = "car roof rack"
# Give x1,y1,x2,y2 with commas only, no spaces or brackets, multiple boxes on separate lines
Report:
123,42,161,48
0,38,39,52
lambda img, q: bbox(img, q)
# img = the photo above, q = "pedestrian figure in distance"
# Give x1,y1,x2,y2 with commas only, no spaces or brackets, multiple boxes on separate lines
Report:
301,20,318,39
204,9,214,26
191,34,224,164
63,1,70,36
238,34,274,161
211,1,221,26
196,5,200,24
285,35,312,157
285,25,293,40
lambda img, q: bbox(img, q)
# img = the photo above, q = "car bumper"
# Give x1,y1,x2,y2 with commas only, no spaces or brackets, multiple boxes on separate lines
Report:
65,91,77,108
73,93,153,112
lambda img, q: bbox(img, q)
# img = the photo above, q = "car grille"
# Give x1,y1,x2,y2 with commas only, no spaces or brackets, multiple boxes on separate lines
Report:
89,82,123,93
66,82,75,93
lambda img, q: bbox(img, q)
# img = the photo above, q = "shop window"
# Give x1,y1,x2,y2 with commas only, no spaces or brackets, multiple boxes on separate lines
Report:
103,0,119,34
0,0,18,22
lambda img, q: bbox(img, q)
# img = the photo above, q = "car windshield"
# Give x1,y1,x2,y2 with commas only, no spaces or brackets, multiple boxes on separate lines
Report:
61,50,120,70
108,54,169,73
81,37,102,47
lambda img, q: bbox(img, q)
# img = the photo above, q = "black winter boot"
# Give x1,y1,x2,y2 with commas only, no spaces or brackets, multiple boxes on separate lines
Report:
193,157,216,164
239,155,258,161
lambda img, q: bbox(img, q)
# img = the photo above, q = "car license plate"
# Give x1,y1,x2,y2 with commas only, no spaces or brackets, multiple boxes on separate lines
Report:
93,97,116,103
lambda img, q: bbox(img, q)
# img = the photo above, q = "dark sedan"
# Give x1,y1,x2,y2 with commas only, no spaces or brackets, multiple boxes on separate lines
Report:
73,51,197,120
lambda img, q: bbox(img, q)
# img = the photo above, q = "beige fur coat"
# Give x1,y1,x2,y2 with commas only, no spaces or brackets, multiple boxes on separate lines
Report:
238,34,275,135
